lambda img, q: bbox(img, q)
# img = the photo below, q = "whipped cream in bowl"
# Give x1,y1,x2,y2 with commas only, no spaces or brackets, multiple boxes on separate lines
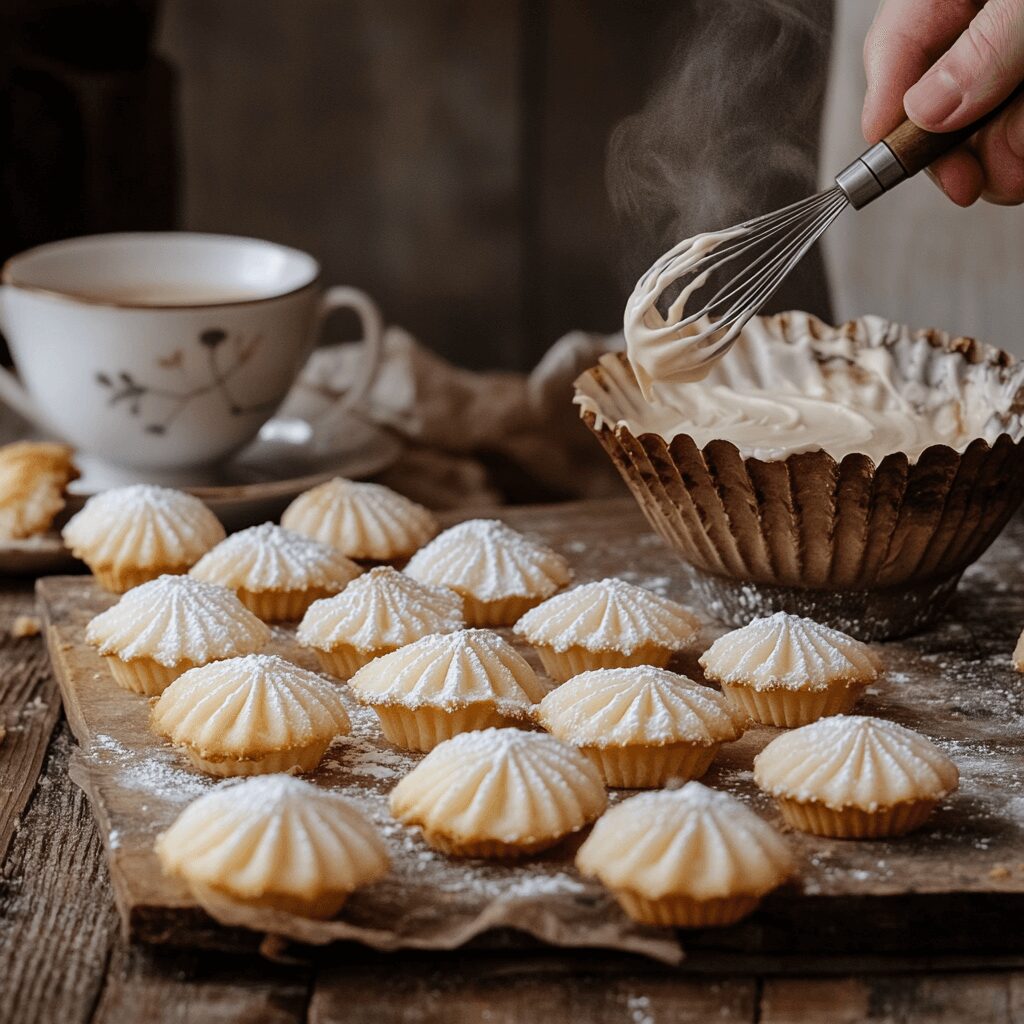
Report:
592,311,1024,465
574,311,1024,639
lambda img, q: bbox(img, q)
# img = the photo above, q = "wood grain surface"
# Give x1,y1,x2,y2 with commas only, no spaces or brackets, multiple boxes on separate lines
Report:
5,498,1024,1023
0,584,64,864
33,498,1024,960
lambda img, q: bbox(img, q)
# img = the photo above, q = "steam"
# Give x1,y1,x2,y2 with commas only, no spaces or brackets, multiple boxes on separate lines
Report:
607,0,835,312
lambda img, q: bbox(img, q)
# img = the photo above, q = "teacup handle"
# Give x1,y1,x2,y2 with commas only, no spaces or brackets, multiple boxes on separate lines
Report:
0,286,53,430
316,286,384,414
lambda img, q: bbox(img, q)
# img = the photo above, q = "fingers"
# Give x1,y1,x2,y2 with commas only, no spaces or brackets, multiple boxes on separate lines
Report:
864,0,1024,205
903,0,1024,131
862,0,982,141
926,149,985,205
973,93,1024,201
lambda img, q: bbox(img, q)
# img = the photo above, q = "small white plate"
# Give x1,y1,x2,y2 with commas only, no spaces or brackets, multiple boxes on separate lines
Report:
0,410,403,575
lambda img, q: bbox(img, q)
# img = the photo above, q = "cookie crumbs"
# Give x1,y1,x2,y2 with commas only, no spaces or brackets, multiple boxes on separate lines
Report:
11,615,40,638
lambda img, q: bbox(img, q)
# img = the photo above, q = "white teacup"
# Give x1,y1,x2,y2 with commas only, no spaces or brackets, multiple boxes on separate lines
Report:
0,232,382,473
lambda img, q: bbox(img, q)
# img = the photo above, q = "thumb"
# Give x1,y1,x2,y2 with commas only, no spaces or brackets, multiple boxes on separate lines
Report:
903,0,1024,131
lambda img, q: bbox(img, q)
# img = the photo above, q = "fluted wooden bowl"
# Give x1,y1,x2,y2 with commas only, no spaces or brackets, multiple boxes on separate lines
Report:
574,316,1024,639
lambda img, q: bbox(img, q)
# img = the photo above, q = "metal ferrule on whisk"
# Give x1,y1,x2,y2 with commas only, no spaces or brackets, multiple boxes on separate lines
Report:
835,142,908,210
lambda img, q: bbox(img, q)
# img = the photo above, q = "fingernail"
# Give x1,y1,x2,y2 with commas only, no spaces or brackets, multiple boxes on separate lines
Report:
905,68,962,126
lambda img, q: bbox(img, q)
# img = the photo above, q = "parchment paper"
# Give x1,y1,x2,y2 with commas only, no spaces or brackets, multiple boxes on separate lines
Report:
52,579,681,964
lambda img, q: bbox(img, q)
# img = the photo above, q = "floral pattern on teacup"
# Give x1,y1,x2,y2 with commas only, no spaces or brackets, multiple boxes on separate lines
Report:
95,328,274,435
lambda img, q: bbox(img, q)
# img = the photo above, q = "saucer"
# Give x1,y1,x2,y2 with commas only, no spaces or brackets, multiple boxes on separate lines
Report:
0,410,403,575
0,533,72,576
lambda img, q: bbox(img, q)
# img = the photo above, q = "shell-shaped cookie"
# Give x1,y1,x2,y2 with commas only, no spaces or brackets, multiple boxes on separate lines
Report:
0,441,77,540
189,523,361,594
405,519,571,602
155,774,389,917
281,478,438,561
700,612,881,691
514,578,699,654
753,715,959,810
537,666,745,748
62,484,225,572
348,629,546,716
86,574,270,667
296,566,463,653
389,727,607,848
576,782,793,900
151,653,350,761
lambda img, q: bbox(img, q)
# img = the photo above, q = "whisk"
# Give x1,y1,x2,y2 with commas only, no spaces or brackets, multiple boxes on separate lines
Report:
630,99,1020,380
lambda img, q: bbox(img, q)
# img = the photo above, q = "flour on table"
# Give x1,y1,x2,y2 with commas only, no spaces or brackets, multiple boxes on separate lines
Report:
336,735,408,781
88,732,212,802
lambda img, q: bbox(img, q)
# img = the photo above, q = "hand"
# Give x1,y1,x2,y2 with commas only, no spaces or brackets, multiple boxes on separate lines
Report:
862,0,1024,206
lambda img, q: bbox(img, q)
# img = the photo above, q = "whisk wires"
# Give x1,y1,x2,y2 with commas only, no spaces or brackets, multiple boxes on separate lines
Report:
640,186,849,370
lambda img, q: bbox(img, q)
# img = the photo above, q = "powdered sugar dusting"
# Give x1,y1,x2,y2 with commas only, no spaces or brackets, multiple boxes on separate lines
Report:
538,665,743,746
406,519,571,601
700,611,881,691
282,478,438,560
514,577,699,653
85,574,270,666
66,484,208,524
159,772,346,816
329,718,410,781
348,628,548,713
190,522,362,592
297,566,464,651
342,746,409,780
88,732,213,801
753,715,960,810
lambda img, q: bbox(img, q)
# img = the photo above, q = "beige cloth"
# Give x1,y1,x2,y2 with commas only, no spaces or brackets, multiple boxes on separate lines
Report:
292,327,626,508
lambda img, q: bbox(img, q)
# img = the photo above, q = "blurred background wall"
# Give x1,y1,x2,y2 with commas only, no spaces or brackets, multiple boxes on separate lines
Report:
3,1,1020,368
0,0,833,370
157,0,836,368
0,0,175,253
156,0,674,369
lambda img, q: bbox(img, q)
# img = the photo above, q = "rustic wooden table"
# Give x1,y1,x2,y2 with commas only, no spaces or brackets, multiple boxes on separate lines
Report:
4,498,1024,1024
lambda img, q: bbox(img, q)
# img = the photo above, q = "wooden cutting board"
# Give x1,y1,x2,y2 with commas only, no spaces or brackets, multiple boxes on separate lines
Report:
36,498,1024,961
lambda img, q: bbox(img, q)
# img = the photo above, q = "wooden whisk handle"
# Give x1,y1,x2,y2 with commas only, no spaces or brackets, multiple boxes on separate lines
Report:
883,83,1024,176
837,83,1024,208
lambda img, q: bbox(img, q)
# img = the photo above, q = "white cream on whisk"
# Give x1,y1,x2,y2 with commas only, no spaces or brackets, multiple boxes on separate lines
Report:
623,227,745,398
